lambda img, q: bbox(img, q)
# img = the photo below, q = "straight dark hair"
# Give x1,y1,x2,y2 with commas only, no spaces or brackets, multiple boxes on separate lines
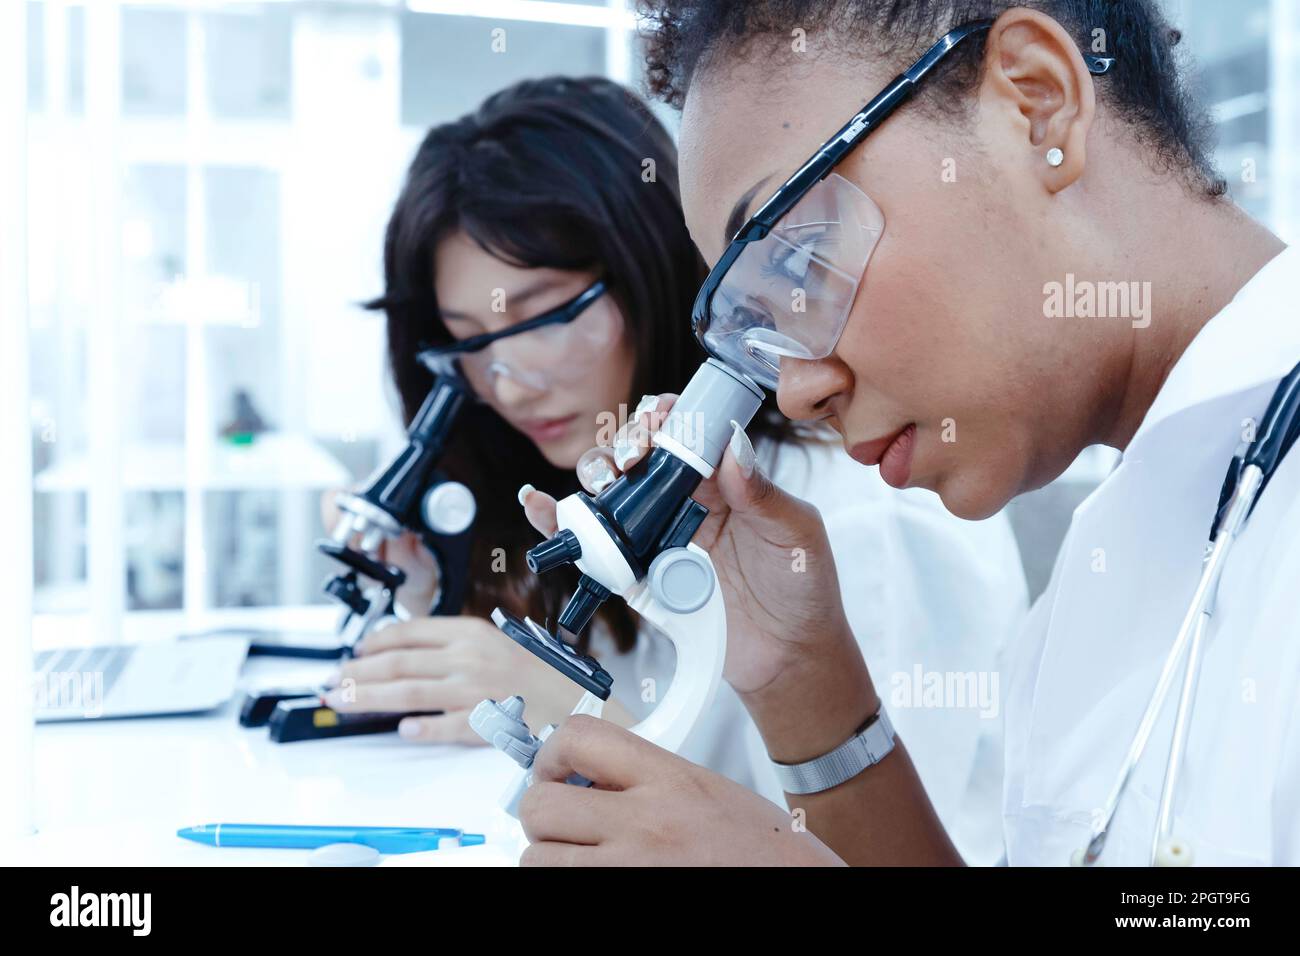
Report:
368,76,797,652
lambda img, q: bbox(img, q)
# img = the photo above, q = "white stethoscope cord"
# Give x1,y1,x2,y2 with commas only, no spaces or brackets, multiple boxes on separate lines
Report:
1076,359,1300,868
1073,467,1258,868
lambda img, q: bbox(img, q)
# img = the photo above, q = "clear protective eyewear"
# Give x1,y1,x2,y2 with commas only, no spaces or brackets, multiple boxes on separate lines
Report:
419,278,620,394
701,173,884,391
691,19,1114,391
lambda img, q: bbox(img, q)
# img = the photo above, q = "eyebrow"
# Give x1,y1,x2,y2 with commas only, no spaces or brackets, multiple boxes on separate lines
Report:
440,277,565,322
724,174,775,244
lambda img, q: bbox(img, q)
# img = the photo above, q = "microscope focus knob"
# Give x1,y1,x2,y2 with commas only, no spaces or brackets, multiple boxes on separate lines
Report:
468,696,542,770
324,572,370,616
527,528,582,574
422,481,475,536
647,547,715,614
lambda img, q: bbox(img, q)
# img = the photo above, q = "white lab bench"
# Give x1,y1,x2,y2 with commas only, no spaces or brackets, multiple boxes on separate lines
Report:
10,607,523,867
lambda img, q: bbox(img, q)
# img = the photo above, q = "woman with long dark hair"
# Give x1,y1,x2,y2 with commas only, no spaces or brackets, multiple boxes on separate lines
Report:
328,76,1026,860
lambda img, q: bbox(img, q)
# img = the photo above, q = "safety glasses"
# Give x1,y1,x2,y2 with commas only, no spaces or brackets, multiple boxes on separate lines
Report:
691,19,1114,391
419,278,619,393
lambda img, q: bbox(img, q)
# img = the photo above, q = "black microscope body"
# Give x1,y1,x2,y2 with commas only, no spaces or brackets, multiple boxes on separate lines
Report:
527,447,710,637
318,369,475,632
493,358,764,701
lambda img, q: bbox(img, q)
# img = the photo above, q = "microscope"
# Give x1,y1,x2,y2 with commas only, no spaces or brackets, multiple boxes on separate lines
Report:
317,363,476,644
243,360,479,741
470,359,763,812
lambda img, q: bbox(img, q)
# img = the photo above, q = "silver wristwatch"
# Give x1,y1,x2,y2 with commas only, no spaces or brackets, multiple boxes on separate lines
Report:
771,705,896,795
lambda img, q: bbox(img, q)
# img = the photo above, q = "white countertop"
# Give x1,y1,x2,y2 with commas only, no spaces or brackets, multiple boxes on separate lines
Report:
9,638,525,867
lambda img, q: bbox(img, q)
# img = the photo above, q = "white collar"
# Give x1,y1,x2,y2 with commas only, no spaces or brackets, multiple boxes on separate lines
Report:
1127,244,1299,454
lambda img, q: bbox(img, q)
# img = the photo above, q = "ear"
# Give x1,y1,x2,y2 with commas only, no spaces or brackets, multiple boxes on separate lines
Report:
978,8,1097,193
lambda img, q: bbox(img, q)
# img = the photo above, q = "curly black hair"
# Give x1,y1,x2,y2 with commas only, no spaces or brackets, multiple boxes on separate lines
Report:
637,0,1225,196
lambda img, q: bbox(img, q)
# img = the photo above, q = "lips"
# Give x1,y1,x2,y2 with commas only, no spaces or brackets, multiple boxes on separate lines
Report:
849,423,916,489
519,413,579,443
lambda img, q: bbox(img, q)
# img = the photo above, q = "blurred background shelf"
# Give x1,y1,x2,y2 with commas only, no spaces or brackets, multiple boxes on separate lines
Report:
34,432,351,492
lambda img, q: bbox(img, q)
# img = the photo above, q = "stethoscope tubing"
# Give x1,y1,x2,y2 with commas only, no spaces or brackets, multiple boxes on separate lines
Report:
1084,358,1300,867
1150,464,1261,863
1081,515,1234,865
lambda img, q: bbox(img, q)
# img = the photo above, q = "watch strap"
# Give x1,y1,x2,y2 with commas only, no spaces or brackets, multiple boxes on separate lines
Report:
771,705,896,795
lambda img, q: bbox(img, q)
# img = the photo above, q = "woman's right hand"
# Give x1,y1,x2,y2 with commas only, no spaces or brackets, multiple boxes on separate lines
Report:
519,396,861,700
319,489,440,615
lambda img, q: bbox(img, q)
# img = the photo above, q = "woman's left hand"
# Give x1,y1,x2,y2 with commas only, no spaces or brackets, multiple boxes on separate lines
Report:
322,616,598,743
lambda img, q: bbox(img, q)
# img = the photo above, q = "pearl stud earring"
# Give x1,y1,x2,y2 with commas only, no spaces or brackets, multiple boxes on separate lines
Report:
1046,147,1064,167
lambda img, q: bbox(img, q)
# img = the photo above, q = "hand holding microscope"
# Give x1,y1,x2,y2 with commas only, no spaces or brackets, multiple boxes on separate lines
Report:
470,358,763,813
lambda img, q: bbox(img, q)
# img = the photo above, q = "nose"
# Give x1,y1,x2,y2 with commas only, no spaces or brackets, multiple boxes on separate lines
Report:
775,355,851,423
489,366,548,409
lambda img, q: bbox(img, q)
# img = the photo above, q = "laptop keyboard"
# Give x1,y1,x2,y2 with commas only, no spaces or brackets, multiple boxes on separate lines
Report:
34,644,136,706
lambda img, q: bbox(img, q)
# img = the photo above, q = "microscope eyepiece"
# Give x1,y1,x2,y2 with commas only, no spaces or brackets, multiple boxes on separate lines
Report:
526,528,582,574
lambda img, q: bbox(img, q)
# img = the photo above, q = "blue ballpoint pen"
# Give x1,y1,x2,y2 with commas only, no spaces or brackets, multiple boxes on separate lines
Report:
177,823,486,854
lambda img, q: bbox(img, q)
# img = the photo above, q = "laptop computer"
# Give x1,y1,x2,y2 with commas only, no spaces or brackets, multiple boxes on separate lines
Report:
33,635,250,722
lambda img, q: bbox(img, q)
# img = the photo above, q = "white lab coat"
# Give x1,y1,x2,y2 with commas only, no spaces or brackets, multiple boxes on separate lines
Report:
591,436,1029,865
1003,244,1300,865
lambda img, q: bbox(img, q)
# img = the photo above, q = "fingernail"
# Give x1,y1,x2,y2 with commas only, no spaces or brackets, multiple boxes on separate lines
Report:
398,718,420,739
582,456,616,492
517,483,535,507
613,435,642,471
730,420,756,479
322,689,343,709
632,394,658,424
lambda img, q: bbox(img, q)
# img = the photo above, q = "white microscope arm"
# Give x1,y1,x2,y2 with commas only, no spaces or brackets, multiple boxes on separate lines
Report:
620,543,726,754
